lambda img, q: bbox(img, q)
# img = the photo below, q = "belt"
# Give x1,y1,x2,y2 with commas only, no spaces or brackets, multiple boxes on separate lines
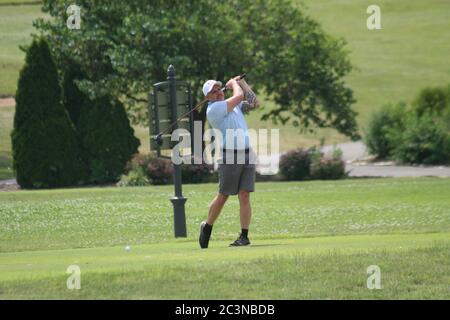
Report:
222,148,250,153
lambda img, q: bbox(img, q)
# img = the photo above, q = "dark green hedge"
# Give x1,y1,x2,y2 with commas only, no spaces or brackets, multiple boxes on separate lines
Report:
11,39,87,188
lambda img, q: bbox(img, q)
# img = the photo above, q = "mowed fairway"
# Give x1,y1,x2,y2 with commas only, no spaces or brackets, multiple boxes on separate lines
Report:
1,178,449,299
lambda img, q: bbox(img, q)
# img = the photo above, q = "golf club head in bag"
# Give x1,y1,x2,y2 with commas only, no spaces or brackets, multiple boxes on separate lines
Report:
155,132,164,146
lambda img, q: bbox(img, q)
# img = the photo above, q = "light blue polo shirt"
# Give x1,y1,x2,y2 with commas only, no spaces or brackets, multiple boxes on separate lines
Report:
206,100,250,150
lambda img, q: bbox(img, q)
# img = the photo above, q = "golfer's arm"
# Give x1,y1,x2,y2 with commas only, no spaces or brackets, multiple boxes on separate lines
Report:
238,79,252,96
226,82,244,112
239,79,257,106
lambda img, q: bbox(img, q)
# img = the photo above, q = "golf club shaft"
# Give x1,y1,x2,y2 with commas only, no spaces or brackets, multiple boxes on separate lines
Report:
158,73,247,136
158,98,207,136
221,73,246,92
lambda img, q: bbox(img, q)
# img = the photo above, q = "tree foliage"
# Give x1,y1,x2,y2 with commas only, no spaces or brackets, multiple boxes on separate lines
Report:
75,96,140,184
413,86,449,117
62,60,90,126
35,0,359,139
11,38,87,188
364,102,406,159
62,61,140,184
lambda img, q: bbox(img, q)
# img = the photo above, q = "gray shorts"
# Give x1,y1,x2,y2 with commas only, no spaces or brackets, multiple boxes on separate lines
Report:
218,149,256,195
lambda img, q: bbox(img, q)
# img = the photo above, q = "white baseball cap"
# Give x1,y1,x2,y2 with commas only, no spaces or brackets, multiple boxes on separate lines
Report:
202,80,222,96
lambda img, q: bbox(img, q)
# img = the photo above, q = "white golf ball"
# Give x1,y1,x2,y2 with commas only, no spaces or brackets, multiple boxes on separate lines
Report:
125,245,131,252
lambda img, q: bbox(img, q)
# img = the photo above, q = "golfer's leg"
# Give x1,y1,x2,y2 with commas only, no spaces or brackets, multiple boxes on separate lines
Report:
207,162,240,225
238,190,251,229
206,193,228,225
238,156,255,230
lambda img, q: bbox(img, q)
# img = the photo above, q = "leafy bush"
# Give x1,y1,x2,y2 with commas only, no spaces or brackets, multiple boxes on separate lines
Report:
279,147,346,181
413,86,449,117
11,38,87,188
181,162,213,184
442,107,450,132
124,153,149,173
123,153,173,185
310,147,346,180
117,166,149,187
365,84,450,165
364,102,406,159
392,114,450,165
279,148,311,181
146,157,174,185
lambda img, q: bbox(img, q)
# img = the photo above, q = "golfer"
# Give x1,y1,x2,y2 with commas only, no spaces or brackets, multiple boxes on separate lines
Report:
199,76,256,248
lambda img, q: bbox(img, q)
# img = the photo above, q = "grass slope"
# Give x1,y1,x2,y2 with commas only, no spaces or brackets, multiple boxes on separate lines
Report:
303,0,450,127
0,4,46,96
0,1,40,4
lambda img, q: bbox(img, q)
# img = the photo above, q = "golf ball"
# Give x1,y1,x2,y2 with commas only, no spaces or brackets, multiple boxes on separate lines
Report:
125,245,131,252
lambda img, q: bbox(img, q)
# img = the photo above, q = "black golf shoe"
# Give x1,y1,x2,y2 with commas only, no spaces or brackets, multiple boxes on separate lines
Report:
229,234,251,247
199,221,211,249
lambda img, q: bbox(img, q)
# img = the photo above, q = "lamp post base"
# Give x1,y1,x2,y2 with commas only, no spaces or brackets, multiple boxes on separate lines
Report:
171,196,187,237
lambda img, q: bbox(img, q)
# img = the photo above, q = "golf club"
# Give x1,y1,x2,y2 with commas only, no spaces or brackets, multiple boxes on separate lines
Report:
155,74,246,146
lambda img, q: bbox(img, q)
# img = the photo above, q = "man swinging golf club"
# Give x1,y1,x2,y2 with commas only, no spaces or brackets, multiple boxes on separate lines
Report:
199,75,257,248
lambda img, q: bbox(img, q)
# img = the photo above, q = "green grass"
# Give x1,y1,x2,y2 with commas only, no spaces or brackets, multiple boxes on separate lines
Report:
1,178,450,252
1,178,450,299
0,4,46,97
0,105,13,179
302,0,450,127
0,1,40,4
1,235,449,299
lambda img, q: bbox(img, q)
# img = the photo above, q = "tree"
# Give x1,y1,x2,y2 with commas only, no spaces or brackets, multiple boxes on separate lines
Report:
241,0,359,138
11,38,87,188
76,96,140,183
62,61,140,184
35,0,360,140
62,60,90,126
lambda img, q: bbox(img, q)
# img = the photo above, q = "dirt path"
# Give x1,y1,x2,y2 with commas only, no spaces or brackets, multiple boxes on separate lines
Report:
0,179,18,191
321,141,368,162
0,97,15,108
346,164,450,177
321,142,450,177
261,142,450,177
